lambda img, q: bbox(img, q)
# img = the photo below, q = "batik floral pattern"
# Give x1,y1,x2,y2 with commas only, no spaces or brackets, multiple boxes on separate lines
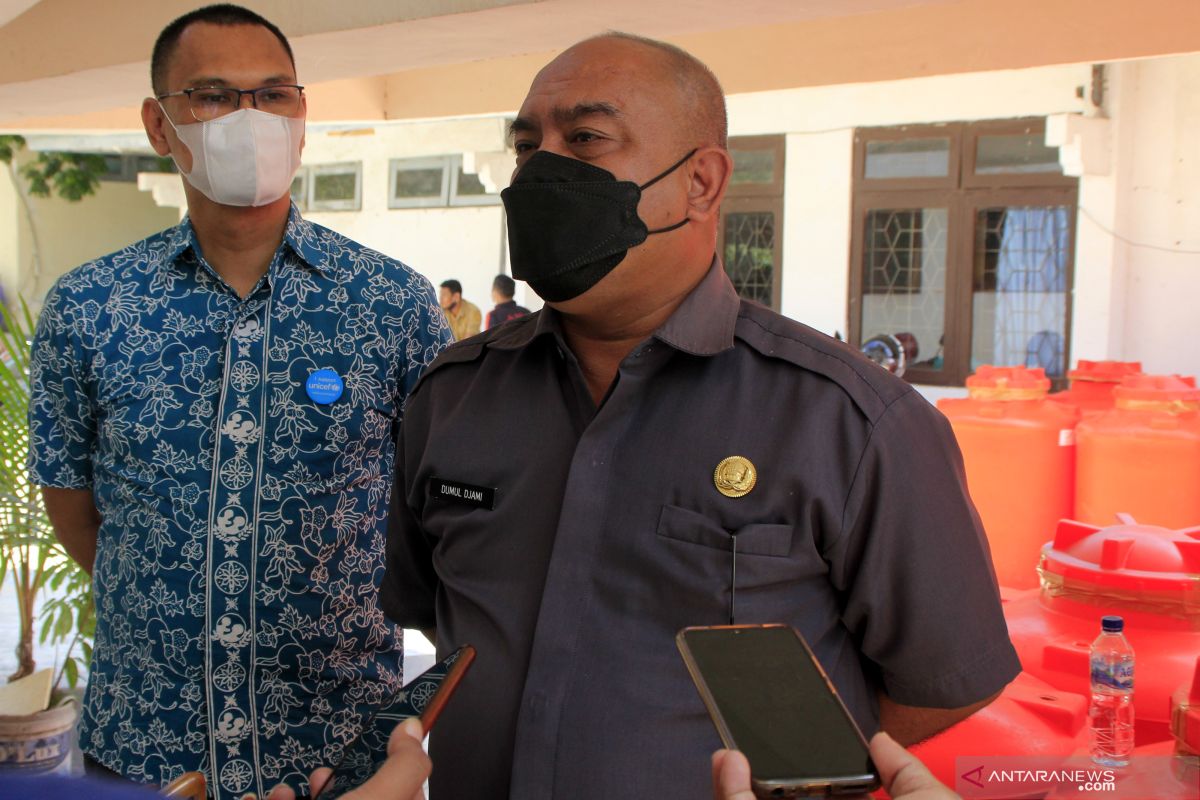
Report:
29,207,451,798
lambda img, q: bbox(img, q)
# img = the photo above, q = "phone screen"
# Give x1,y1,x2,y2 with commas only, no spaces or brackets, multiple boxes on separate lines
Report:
316,645,475,798
678,625,877,794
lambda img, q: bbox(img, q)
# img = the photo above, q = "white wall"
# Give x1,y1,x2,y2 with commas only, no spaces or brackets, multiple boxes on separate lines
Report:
0,162,179,311
0,164,19,304
298,117,538,317
1108,54,1200,378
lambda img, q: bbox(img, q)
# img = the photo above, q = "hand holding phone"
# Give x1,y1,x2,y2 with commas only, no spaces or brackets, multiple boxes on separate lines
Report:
315,645,475,798
678,625,879,798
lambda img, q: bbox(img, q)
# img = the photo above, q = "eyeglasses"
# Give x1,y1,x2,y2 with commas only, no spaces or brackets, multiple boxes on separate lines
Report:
156,84,305,123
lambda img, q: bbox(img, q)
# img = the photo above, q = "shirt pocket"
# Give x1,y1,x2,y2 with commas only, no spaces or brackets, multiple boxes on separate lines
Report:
655,503,792,558
289,396,397,492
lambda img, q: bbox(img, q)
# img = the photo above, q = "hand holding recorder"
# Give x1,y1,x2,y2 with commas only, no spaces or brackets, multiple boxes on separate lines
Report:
712,733,957,800
682,625,955,800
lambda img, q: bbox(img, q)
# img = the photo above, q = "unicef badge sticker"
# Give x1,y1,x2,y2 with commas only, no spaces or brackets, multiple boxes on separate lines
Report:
305,369,344,404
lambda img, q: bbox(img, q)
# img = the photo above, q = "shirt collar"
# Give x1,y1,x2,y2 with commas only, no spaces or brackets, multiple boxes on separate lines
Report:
162,216,197,265
652,257,739,356
281,204,338,278
487,257,739,357
166,204,336,278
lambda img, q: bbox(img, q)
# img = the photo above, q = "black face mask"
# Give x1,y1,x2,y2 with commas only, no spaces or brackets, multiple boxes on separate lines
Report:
500,149,696,302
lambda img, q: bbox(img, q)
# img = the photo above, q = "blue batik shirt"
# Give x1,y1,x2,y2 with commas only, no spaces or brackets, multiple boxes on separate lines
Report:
28,207,451,799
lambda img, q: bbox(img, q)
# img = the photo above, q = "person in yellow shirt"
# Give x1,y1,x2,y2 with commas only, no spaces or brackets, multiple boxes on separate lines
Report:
439,279,482,340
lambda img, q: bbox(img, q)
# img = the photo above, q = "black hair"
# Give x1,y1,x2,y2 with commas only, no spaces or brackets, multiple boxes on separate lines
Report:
440,279,463,295
151,4,295,95
492,274,516,299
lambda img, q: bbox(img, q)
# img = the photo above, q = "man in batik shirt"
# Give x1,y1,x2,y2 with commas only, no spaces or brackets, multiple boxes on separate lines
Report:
27,5,450,798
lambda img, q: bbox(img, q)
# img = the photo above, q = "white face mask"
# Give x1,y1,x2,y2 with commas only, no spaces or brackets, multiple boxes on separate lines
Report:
162,106,304,207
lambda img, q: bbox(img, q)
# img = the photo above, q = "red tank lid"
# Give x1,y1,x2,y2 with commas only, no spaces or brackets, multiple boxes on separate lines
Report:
967,365,1051,400
1040,516,1200,597
1068,360,1142,384
1112,374,1200,410
1171,656,1200,754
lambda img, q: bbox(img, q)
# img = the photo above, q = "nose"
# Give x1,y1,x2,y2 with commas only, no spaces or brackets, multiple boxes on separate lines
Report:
533,134,572,159
513,132,572,175
238,91,257,110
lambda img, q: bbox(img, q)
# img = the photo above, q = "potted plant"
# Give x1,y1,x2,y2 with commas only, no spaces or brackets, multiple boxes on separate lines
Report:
0,183,99,778
0,136,105,774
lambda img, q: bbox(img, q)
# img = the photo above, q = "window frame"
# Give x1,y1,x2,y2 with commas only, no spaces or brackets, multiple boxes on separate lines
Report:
962,119,1079,189
852,123,962,191
290,170,308,211
849,119,1078,387
718,195,785,311
961,186,1078,382
447,155,502,207
849,189,963,386
725,134,786,198
717,135,786,311
308,161,362,212
100,153,176,182
388,156,450,209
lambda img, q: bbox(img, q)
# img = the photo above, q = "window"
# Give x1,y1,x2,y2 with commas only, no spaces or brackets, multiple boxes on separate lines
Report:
101,154,176,182
308,162,361,211
450,156,500,206
718,135,785,309
389,156,449,208
849,120,1077,386
388,155,501,209
290,172,307,211
288,163,361,212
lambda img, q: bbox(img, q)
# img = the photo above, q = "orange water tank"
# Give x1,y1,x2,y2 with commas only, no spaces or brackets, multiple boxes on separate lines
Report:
908,671,1088,795
1048,360,1143,416
1004,518,1200,746
1075,374,1200,529
938,366,1080,589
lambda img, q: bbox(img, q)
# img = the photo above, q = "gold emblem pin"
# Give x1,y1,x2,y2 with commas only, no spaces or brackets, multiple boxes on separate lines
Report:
714,456,756,498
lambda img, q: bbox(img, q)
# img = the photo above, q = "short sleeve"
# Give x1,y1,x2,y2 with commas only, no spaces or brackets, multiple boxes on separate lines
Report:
397,275,453,409
828,390,1020,708
28,283,96,489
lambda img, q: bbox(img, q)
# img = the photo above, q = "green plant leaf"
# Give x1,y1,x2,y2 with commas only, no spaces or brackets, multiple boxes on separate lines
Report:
11,148,104,202
64,656,78,689
0,296,93,685
55,606,73,639
0,135,26,164
39,611,54,642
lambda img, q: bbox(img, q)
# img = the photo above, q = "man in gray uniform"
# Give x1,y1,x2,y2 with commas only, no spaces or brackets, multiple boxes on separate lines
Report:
382,32,1020,800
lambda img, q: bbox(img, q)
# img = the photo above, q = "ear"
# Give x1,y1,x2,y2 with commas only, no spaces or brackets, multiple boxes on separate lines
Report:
141,98,172,157
685,146,732,222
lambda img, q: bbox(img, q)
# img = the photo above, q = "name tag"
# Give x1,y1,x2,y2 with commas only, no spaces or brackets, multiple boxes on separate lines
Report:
429,477,496,510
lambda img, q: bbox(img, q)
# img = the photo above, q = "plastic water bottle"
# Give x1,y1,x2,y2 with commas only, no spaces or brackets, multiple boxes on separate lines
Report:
1089,615,1135,767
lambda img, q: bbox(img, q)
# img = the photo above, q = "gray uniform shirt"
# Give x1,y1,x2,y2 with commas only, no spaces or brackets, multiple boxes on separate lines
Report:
383,260,1020,799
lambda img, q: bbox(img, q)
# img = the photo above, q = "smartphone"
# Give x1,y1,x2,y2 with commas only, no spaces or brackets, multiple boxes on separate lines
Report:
677,625,879,798
315,644,475,798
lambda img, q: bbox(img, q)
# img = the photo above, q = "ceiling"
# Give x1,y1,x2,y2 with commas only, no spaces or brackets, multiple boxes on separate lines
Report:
0,0,955,124
2,0,1198,129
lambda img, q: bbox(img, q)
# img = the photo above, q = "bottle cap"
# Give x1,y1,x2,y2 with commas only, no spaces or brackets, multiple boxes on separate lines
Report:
1101,615,1124,632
